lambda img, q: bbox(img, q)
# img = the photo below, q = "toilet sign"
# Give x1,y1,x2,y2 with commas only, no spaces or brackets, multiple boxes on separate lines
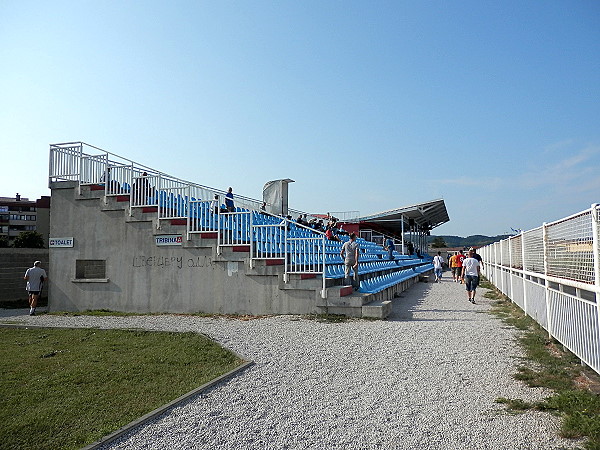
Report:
49,237,74,247
155,235,183,246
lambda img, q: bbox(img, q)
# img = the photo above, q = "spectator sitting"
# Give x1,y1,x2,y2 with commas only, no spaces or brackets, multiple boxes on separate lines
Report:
325,225,342,242
211,194,220,214
100,167,120,193
337,224,348,236
132,172,154,205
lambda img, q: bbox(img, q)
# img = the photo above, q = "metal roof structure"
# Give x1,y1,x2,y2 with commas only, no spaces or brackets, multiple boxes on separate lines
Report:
357,198,449,237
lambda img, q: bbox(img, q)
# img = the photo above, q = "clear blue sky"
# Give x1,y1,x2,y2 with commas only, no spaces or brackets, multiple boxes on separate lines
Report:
1,1,599,237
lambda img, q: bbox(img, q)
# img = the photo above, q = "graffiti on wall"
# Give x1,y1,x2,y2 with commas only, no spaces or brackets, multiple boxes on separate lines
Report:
132,255,213,269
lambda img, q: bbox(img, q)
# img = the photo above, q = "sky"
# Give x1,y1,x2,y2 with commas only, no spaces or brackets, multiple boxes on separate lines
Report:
1,1,599,237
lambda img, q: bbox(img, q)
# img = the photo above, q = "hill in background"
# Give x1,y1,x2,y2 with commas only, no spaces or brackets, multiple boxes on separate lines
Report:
428,234,511,248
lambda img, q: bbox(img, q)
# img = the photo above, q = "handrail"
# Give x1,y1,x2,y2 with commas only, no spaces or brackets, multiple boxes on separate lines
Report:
49,142,320,219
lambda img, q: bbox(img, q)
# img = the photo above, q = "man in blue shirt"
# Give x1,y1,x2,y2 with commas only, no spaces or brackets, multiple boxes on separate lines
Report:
384,238,396,261
225,187,235,212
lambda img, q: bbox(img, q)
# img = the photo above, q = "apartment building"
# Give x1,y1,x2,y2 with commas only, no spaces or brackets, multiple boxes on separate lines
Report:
0,194,50,247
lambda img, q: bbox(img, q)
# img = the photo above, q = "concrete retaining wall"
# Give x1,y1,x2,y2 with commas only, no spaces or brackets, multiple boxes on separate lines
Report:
0,248,49,302
48,183,320,314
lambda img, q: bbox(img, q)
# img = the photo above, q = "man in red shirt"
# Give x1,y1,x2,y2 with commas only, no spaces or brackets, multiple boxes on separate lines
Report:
455,250,465,284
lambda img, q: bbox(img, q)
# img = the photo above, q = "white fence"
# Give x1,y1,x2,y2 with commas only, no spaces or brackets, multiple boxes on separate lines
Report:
478,205,600,374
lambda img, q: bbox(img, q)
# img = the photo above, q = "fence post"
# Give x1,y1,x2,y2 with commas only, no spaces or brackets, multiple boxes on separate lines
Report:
249,212,255,269
542,222,552,338
283,221,289,283
509,236,513,298
521,230,527,315
102,153,109,204
156,174,162,229
401,215,405,254
499,239,504,295
77,145,84,196
590,204,600,337
48,145,54,188
321,234,327,299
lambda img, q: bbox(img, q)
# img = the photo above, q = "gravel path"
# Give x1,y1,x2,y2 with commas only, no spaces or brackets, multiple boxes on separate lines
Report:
1,277,576,449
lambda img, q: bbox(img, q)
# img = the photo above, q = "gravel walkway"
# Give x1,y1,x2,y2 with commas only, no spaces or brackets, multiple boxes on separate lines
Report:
1,277,576,449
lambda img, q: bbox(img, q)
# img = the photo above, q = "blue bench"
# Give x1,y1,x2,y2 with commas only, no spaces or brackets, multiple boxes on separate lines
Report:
359,264,434,294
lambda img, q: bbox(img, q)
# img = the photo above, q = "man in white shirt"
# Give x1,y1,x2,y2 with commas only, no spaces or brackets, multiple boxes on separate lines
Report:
433,251,444,282
461,250,480,304
340,233,360,290
24,261,48,316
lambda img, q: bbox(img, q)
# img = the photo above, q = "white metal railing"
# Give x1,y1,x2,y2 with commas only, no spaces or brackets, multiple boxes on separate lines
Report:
360,228,405,254
188,200,218,235
50,142,275,215
131,172,159,209
217,210,252,252
478,204,600,375
327,210,360,223
250,214,286,263
285,223,327,296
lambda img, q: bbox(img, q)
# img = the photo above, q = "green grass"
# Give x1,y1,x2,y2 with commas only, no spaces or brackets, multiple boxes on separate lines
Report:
485,281,600,449
0,327,244,450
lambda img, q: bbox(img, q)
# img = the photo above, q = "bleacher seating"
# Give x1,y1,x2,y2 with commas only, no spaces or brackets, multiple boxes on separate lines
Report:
98,171,433,302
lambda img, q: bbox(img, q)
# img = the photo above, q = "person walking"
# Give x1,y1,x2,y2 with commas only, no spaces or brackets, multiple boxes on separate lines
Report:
469,247,484,271
24,261,47,316
456,250,465,283
341,233,360,290
461,250,481,304
433,251,444,282
449,252,459,282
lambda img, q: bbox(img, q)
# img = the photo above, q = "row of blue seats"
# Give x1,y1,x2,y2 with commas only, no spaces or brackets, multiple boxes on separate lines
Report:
325,260,429,278
359,264,433,294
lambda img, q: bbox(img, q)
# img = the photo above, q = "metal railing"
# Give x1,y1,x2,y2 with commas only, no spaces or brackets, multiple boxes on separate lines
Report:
49,142,328,296
478,204,600,374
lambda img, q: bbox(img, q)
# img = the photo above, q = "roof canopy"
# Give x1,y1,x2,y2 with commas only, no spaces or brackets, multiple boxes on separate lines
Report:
357,199,449,236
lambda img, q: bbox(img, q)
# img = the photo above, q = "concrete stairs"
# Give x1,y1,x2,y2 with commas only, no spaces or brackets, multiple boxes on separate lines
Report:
72,184,408,319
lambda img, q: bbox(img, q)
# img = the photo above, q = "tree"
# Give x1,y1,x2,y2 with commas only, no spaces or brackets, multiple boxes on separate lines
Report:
0,236,8,248
13,231,45,248
431,237,447,248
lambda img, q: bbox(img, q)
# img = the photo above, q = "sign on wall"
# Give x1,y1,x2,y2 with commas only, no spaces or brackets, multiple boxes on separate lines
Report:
49,237,74,247
155,235,183,246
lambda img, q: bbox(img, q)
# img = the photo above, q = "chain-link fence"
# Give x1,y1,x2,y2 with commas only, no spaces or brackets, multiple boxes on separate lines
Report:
478,205,600,375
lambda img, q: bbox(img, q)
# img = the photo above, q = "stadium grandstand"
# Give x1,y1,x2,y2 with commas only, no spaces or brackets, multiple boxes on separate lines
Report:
47,142,449,319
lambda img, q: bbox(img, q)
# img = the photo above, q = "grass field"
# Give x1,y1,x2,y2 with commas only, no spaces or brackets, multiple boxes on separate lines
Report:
481,279,600,450
0,327,244,450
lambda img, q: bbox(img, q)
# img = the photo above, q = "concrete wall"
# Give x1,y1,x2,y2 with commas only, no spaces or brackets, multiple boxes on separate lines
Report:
0,248,49,302
48,182,320,314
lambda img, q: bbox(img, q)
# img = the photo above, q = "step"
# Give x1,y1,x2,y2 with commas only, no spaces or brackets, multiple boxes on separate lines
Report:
246,259,286,276
76,185,104,200
100,197,128,212
316,287,370,308
362,300,392,319
279,273,323,290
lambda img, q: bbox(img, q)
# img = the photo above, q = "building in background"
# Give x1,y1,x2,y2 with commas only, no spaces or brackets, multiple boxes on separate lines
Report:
0,194,50,247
